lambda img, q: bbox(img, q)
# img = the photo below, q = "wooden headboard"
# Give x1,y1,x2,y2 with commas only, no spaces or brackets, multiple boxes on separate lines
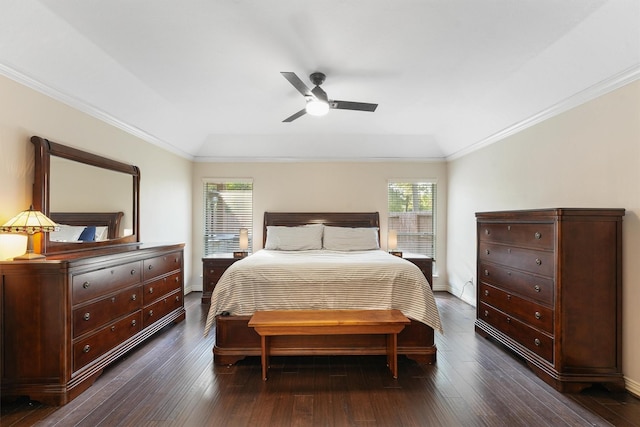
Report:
263,212,380,246
50,212,124,240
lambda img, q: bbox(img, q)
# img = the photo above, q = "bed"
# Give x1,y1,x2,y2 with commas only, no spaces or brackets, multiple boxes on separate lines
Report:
204,212,442,365
49,212,123,242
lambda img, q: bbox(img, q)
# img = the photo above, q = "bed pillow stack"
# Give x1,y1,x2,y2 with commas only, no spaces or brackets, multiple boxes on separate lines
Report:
265,224,379,251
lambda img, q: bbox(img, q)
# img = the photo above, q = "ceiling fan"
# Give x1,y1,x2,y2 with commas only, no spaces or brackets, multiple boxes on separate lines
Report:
281,71,378,122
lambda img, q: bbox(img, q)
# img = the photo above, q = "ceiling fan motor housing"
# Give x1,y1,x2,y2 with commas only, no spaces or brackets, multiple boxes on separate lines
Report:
310,72,326,86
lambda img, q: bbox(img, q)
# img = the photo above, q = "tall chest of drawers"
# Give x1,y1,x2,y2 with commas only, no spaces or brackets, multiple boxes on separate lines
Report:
475,209,624,393
0,243,186,405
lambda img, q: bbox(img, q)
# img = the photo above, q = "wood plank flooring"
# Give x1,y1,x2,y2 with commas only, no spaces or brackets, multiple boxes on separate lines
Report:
2,292,639,426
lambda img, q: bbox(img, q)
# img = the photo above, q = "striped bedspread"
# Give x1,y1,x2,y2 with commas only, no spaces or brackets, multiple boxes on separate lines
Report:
203,249,443,336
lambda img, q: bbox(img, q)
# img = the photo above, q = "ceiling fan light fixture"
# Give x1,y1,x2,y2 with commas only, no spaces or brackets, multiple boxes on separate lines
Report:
305,99,330,116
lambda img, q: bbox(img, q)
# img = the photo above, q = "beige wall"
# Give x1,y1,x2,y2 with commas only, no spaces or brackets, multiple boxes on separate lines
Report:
447,80,640,394
192,161,449,290
0,75,195,290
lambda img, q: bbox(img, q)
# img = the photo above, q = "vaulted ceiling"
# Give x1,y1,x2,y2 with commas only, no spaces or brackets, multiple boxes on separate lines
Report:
1,1,638,161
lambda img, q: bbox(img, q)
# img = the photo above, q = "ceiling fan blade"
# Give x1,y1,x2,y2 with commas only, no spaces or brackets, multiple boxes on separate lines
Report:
283,108,307,122
331,100,378,112
281,72,313,98
311,85,328,102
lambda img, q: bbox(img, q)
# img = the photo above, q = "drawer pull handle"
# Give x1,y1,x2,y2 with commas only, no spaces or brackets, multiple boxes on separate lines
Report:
111,297,116,303
484,310,489,317
535,232,542,240
83,281,91,289
111,326,115,332
506,317,511,323
148,265,153,270
148,310,154,317
484,289,489,296
210,269,215,274
175,277,180,282
83,312,91,321
535,258,542,266
534,338,541,346
534,285,541,292
131,320,136,327
83,345,91,353
175,295,180,302
485,229,490,235
131,269,136,275
535,311,541,320
485,249,490,255
484,269,489,276
175,257,179,263
131,294,137,301
507,294,511,301
507,271,511,276
149,287,154,294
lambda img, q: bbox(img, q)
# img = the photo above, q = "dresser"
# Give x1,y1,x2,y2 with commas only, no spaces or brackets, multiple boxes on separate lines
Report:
0,243,186,405
202,255,241,303
475,209,624,393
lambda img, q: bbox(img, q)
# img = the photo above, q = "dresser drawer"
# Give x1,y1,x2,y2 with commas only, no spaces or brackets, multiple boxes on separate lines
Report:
143,289,183,328
143,251,182,281
72,261,142,304
479,242,554,277
479,223,554,250
73,311,142,372
479,283,553,334
73,286,143,337
479,302,554,363
479,262,554,306
143,272,182,305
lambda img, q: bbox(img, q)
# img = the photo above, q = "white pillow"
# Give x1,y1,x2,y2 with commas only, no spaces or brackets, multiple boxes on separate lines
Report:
265,224,323,250
49,224,85,242
95,226,109,241
323,226,380,251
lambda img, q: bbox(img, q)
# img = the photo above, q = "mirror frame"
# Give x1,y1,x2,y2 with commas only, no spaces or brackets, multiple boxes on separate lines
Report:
31,136,140,255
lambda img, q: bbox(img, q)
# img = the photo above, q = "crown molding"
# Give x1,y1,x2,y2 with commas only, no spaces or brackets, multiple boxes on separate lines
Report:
447,65,640,161
0,63,194,161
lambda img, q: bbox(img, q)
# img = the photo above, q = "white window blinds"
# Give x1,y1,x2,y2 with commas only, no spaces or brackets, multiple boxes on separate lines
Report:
387,181,436,257
203,179,253,256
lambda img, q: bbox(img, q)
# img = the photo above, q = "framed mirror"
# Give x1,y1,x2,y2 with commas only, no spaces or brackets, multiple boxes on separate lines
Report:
31,136,140,255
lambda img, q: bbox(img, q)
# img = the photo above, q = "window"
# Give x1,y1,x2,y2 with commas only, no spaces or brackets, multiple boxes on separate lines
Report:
203,179,253,256
387,181,436,257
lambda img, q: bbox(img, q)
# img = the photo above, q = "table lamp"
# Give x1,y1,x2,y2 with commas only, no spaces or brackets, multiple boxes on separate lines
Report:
234,227,249,258
0,205,57,260
388,229,402,257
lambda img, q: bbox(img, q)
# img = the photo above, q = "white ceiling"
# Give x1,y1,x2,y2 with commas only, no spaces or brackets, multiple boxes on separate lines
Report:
1,0,639,161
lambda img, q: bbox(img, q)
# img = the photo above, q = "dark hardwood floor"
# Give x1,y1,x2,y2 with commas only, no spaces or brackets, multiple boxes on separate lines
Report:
2,292,639,426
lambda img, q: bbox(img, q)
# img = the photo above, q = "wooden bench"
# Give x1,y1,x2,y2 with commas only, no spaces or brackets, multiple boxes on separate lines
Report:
248,309,411,380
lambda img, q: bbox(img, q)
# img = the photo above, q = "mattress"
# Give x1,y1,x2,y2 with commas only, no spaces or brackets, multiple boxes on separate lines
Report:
204,249,442,336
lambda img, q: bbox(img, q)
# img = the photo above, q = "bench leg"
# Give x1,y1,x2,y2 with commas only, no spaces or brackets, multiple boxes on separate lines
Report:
387,333,398,378
261,335,269,381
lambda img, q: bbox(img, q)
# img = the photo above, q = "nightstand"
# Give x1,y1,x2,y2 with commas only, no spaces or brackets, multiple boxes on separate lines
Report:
402,254,434,288
202,254,241,304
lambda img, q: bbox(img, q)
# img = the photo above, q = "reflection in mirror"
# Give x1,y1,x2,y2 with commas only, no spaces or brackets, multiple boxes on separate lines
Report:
50,156,133,238
31,136,140,255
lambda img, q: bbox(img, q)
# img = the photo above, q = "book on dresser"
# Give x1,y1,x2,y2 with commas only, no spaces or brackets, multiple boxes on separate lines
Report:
0,243,186,405
475,208,625,393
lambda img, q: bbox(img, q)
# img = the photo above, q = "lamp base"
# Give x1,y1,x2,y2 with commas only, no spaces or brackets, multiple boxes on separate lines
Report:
389,251,403,258
14,252,45,260
233,251,248,259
